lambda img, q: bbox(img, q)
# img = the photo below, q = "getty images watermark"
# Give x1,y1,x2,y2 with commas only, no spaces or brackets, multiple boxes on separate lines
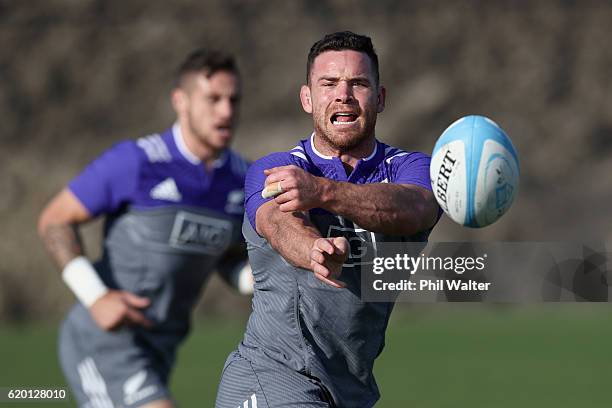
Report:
355,242,612,302
372,252,490,292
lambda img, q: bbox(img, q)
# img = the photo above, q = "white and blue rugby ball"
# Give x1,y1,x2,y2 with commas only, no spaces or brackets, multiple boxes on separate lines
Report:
430,115,520,228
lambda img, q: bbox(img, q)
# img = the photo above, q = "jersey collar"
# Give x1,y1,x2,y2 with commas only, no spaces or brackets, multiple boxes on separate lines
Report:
308,133,379,162
304,133,383,182
172,122,228,168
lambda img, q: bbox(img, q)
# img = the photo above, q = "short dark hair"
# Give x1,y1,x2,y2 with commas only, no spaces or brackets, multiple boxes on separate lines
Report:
175,48,239,87
306,31,379,84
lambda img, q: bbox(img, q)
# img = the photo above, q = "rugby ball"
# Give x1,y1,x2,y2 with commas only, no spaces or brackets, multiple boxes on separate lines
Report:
430,115,519,228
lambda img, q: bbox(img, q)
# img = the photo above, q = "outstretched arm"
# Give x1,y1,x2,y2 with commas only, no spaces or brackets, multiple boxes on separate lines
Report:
263,165,439,235
38,188,151,330
256,201,348,288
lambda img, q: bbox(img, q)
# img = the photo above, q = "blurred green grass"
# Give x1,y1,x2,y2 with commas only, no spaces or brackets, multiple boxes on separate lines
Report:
1,306,610,407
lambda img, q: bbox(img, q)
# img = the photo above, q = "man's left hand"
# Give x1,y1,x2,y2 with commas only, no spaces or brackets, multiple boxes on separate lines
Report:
264,165,327,212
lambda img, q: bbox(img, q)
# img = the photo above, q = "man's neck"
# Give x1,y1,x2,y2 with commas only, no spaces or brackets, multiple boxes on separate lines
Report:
312,132,376,170
177,122,223,168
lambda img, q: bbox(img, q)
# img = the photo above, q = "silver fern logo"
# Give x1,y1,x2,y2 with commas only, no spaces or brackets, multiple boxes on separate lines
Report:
123,370,158,405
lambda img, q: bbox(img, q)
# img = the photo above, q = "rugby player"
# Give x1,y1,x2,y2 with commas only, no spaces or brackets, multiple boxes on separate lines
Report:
38,48,252,408
215,31,440,408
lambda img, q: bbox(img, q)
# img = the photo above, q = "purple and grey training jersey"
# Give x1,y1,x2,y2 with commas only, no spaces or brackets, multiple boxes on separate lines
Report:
70,123,247,218
239,134,436,407
66,124,248,365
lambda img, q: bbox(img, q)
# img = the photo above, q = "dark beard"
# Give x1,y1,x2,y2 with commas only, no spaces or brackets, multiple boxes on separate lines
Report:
315,110,378,152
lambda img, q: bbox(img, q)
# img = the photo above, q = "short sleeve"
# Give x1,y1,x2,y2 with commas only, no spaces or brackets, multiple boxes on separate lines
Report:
244,152,309,230
389,151,433,191
68,141,142,216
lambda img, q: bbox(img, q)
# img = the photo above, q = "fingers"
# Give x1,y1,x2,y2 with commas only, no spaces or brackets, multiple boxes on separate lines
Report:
262,176,297,200
90,291,154,331
121,291,150,309
264,166,301,187
275,190,299,211
263,165,299,176
310,260,329,277
262,181,284,199
332,237,349,256
316,237,349,254
264,175,298,189
121,291,153,328
263,171,284,185
278,202,299,213
310,247,327,266
263,166,319,211
273,189,294,205
310,240,348,289
314,238,336,255
124,307,153,328
313,269,347,288
311,261,346,288
263,169,293,185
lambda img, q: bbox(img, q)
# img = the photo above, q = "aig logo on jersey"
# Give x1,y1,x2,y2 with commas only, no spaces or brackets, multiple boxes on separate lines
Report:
322,216,377,267
169,211,233,255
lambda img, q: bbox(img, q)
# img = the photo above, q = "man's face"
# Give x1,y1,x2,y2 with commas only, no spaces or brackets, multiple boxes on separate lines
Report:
175,70,241,151
301,50,385,151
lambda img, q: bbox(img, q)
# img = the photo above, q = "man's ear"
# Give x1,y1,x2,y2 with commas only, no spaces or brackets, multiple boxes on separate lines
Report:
300,85,313,114
171,88,188,115
377,85,386,113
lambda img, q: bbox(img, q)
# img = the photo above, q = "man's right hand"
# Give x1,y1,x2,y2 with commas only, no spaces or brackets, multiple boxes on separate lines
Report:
310,237,349,288
89,290,153,331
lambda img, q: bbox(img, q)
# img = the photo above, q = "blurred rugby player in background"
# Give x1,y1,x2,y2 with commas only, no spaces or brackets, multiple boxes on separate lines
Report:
38,48,252,408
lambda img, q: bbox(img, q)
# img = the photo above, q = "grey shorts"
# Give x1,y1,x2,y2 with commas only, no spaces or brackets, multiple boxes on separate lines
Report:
58,305,172,408
215,350,334,408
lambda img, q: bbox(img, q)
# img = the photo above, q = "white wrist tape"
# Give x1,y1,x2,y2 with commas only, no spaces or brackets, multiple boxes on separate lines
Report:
237,262,254,295
62,256,109,307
